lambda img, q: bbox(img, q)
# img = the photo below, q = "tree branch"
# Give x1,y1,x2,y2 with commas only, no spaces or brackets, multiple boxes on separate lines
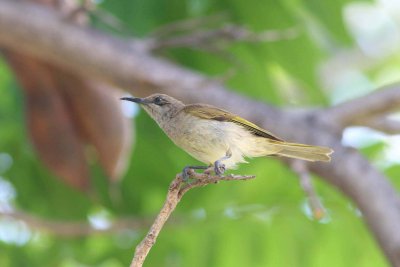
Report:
324,83,400,127
357,117,400,135
131,171,254,267
1,0,400,265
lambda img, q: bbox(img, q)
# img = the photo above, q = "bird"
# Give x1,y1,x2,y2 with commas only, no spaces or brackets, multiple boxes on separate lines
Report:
121,94,333,178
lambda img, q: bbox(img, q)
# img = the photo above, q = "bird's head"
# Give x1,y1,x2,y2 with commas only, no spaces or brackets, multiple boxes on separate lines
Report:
121,94,184,123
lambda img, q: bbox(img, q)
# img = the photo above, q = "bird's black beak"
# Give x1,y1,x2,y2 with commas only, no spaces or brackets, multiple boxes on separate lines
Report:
120,97,151,104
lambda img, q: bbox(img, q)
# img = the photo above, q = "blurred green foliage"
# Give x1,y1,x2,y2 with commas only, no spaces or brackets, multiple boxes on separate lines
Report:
0,0,396,266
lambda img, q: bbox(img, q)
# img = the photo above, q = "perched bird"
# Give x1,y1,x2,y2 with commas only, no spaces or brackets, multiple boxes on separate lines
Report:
121,94,333,178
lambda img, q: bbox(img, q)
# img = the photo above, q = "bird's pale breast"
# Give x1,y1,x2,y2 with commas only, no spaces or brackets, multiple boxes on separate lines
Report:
159,113,277,169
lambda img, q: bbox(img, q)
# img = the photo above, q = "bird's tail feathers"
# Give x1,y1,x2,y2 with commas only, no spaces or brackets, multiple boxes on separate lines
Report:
272,142,333,162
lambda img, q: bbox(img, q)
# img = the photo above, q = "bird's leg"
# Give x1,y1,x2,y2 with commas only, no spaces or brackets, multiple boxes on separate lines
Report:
214,149,232,176
182,165,208,181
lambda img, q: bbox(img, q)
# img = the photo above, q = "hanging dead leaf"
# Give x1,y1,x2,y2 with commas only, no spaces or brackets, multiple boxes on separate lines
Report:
55,71,133,182
6,52,90,190
2,0,133,190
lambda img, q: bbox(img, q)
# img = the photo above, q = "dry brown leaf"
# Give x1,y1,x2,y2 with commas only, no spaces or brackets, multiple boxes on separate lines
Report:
5,53,90,190
55,71,133,182
2,0,133,189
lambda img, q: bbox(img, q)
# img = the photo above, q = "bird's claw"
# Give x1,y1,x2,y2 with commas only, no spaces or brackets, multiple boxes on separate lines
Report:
182,167,192,182
214,161,226,176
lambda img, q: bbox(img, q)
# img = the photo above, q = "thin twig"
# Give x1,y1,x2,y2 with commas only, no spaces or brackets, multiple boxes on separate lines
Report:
291,161,325,220
148,24,300,51
0,209,150,237
130,171,255,267
91,8,130,34
149,13,229,38
148,25,299,66
62,0,94,22
67,0,129,34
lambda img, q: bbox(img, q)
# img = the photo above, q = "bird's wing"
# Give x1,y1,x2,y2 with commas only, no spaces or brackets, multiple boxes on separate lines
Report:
182,104,283,141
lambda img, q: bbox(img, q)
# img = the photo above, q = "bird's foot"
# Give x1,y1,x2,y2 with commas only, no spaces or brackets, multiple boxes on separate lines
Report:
214,160,226,176
213,149,231,176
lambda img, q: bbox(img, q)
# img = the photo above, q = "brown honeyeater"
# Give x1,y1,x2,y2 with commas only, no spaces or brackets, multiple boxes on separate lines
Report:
121,94,333,176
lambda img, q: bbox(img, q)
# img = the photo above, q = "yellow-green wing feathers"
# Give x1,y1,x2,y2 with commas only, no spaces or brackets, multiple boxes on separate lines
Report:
182,104,333,162
182,104,283,141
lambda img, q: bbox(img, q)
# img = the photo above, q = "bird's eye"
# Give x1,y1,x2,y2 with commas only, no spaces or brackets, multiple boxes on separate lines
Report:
154,96,166,106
